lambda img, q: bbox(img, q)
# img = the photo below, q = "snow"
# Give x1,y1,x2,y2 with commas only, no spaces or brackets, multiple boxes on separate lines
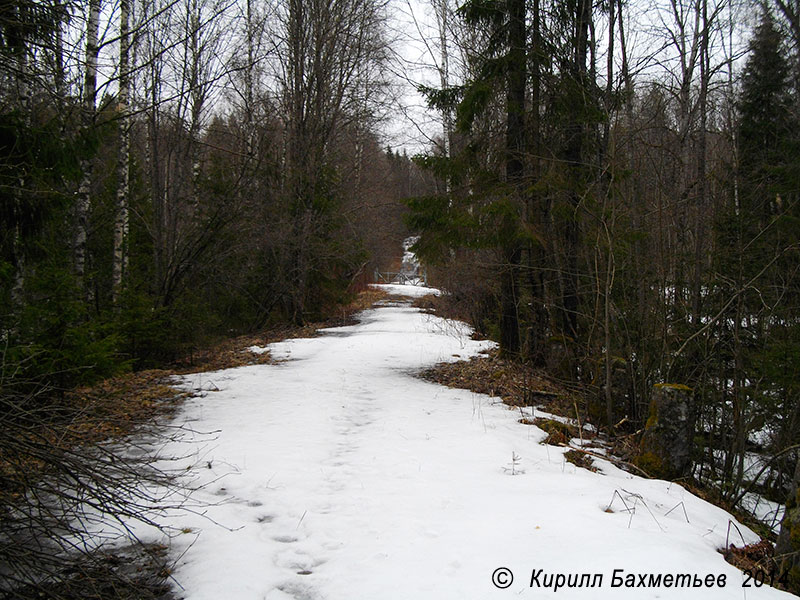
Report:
401,235,422,279
132,284,793,599
740,492,786,534
246,345,270,355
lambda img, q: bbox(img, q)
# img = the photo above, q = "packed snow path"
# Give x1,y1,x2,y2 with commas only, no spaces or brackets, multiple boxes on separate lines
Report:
163,285,794,600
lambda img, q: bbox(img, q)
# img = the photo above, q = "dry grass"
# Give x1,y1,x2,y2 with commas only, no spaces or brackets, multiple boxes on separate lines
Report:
564,449,597,472
722,540,785,589
418,347,570,410
65,371,188,440
349,287,390,312
530,418,580,445
724,540,774,569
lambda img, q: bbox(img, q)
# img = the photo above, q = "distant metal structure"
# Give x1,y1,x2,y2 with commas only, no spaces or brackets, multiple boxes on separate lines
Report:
373,269,428,286
374,236,429,286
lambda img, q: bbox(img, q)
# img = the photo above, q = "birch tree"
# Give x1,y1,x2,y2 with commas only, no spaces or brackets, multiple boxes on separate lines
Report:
74,0,100,281
112,0,131,303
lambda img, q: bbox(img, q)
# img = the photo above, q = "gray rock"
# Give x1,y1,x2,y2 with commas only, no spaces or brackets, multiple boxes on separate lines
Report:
639,384,694,479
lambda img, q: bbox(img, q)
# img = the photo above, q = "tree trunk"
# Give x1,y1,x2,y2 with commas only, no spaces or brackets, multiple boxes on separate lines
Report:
434,0,452,164
561,0,592,342
692,0,709,327
75,0,101,280
603,0,616,429
11,27,30,310
53,1,67,100
245,0,255,158
499,0,526,356
524,0,549,366
604,248,615,429
113,0,131,304
189,0,202,210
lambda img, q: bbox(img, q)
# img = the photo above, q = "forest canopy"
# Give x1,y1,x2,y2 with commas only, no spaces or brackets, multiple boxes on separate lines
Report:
405,0,800,590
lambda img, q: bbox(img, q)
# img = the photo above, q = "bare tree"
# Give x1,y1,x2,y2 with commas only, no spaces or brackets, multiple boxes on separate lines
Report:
74,0,101,282
113,0,131,304
277,0,390,322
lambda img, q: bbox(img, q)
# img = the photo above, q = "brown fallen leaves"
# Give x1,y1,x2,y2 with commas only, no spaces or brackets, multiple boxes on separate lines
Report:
722,540,786,590
419,347,568,410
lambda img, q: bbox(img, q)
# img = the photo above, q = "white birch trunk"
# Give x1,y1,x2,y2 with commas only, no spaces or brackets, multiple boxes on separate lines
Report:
113,0,131,303
433,0,452,163
11,39,30,307
75,0,101,279
245,0,255,158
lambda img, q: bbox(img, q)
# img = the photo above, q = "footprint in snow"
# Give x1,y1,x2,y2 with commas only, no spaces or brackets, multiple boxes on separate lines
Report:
272,534,298,543
270,581,317,600
273,547,326,572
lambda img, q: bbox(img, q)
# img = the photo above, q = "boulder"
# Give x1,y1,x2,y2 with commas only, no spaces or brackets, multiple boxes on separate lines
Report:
637,383,694,479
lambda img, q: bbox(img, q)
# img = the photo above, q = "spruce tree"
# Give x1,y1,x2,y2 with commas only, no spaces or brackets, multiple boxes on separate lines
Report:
735,11,800,589
738,8,794,219
408,0,529,356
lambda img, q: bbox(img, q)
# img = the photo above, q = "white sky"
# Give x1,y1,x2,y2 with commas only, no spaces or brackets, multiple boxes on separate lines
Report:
67,0,757,156
383,0,756,155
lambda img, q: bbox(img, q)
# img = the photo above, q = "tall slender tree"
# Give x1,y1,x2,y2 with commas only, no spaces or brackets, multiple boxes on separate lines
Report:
75,0,100,282
113,0,131,303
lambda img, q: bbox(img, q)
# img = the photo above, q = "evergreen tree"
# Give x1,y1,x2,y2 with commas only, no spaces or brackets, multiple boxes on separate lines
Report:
727,11,800,584
408,0,531,356
738,8,795,220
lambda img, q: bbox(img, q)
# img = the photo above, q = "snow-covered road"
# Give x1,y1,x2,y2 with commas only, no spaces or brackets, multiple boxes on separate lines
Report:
158,285,794,599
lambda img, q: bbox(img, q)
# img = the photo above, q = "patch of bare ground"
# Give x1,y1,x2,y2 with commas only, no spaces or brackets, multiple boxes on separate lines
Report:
413,294,651,476
418,346,572,411
63,371,188,441
721,540,792,592
564,449,598,472
529,418,581,445
2,544,176,600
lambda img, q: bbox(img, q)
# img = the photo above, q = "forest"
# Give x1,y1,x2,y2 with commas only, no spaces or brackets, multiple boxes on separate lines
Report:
1,0,799,596
410,0,800,578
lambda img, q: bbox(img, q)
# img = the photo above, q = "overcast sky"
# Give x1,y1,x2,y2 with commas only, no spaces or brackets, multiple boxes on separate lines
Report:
384,0,757,155
78,0,757,157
